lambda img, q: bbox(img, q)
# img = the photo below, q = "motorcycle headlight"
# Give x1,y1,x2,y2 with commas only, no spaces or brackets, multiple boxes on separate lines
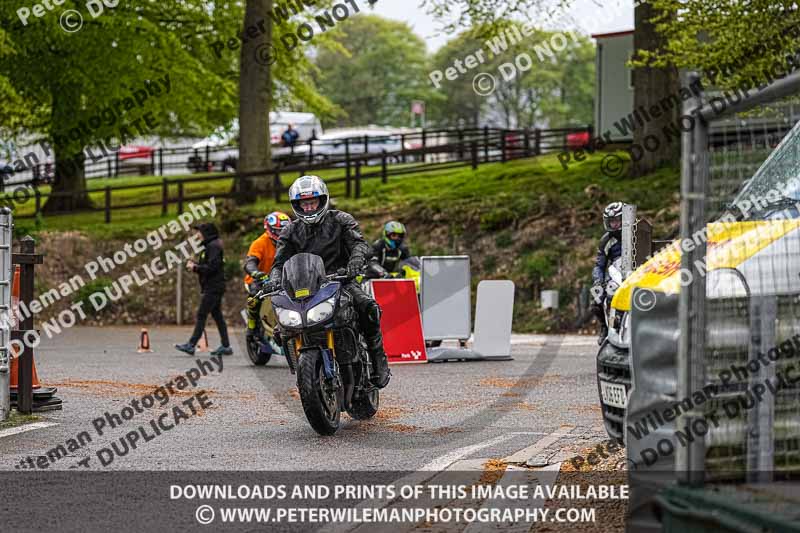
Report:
307,298,335,324
276,308,302,328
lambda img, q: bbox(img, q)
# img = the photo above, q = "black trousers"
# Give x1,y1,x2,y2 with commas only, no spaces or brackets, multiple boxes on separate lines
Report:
343,282,382,342
591,300,606,328
190,290,230,347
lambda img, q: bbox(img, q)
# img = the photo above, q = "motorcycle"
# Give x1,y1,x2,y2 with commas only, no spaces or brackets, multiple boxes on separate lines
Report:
602,256,625,337
262,253,380,436
245,288,282,366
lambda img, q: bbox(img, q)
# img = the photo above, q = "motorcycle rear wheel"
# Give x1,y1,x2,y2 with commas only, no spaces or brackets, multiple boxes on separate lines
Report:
347,387,379,420
297,349,341,435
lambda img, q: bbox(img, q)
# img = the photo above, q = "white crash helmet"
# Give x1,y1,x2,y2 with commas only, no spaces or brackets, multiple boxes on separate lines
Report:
603,201,624,233
289,175,329,225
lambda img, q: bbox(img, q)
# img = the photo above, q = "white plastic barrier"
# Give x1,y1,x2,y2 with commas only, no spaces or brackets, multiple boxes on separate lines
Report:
473,280,515,359
420,255,471,341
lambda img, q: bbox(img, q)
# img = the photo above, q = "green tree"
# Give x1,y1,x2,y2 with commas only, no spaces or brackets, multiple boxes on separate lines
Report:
484,26,594,129
237,0,274,198
233,0,343,198
424,1,677,177
427,31,486,127
630,2,679,177
313,15,433,128
0,0,342,209
0,1,239,212
556,34,595,127
636,0,800,90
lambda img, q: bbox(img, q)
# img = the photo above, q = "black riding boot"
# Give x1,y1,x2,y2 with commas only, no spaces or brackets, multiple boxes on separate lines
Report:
366,335,391,389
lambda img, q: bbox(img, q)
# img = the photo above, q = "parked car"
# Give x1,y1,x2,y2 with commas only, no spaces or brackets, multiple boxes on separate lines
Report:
308,129,412,165
117,145,157,176
187,113,323,173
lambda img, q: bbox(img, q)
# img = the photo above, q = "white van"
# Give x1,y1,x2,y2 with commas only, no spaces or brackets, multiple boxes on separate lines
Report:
188,113,323,172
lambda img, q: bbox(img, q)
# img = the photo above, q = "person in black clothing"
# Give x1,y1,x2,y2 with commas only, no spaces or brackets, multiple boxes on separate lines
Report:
175,222,232,356
370,220,410,274
591,202,623,344
266,175,391,389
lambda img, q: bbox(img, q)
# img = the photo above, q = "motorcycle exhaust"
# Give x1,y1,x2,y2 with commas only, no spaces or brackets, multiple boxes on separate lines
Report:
341,363,355,411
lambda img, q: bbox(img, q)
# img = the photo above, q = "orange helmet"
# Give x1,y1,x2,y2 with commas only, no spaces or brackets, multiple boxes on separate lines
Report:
264,211,291,242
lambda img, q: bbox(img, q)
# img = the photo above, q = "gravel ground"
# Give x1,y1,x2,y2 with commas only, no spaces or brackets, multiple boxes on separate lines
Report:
0,327,629,531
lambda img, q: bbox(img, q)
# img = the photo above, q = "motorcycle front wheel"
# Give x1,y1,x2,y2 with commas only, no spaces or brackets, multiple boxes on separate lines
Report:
246,333,272,366
297,349,341,435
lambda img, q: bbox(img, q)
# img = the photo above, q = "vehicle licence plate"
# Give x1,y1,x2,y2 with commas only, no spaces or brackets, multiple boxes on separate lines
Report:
600,381,628,409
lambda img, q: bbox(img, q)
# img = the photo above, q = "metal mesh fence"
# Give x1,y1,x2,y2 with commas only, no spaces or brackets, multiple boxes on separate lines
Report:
689,85,800,482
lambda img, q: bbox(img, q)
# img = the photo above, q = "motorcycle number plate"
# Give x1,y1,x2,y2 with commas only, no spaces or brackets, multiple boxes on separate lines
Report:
600,381,627,409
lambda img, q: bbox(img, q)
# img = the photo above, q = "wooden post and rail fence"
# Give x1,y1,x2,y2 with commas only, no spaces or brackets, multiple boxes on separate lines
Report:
7,126,592,223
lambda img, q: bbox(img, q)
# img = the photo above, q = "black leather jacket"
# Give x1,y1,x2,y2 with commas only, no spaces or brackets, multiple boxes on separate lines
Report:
269,210,369,284
370,239,410,273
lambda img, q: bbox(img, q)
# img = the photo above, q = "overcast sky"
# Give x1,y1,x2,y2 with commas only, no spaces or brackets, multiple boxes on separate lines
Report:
369,0,634,52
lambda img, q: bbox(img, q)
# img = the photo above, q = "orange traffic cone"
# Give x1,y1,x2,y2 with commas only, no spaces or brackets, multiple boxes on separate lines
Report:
9,263,62,411
137,328,153,353
9,344,41,390
196,330,209,352
8,267,37,388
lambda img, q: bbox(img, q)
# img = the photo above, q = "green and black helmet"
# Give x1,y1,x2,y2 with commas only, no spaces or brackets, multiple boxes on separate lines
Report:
382,221,406,249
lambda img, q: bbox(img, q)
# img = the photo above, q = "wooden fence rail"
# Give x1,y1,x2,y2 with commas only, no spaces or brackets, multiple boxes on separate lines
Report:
9,126,592,223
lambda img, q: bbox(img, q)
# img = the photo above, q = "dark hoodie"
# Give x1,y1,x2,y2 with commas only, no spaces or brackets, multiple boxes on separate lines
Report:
194,223,226,293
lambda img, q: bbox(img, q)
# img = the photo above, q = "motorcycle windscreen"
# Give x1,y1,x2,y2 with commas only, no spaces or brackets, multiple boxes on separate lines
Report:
281,253,327,299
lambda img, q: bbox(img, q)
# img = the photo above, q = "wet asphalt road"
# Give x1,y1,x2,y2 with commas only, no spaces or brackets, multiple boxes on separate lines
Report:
0,327,607,472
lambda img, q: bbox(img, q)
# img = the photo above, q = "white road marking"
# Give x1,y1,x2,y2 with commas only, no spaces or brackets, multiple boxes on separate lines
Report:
462,464,552,533
444,458,491,471
503,425,576,464
319,432,550,533
420,432,543,472
510,334,596,346
0,421,57,439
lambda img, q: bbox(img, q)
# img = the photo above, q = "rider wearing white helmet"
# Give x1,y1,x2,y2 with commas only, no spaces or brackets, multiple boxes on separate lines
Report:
591,202,623,344
267,175,391,389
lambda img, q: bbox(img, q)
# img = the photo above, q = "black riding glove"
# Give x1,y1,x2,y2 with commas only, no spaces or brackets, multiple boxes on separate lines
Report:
262,280,280,294
345,262,363,279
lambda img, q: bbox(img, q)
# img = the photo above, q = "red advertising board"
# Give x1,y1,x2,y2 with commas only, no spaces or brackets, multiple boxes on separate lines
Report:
370,279,427,364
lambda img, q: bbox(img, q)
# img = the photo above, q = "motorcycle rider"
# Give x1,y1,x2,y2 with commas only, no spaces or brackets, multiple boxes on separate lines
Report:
243,211,291,342
591,202,623,344
370,221,411,275
266,175,391,389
